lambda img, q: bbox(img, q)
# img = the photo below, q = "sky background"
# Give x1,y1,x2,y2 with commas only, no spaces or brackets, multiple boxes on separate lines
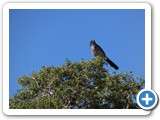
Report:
9,9,145,98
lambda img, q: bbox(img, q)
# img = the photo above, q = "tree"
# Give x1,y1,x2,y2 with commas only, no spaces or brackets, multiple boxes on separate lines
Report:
9,57,144,109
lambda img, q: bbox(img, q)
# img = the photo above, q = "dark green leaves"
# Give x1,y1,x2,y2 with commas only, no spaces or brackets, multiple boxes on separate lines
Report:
10,57,144,109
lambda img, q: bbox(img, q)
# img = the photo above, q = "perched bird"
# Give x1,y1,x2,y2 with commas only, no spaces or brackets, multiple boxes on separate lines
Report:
90,40,119,70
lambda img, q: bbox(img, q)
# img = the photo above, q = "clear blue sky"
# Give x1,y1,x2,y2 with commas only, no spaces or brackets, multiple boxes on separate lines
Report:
9,9,145,98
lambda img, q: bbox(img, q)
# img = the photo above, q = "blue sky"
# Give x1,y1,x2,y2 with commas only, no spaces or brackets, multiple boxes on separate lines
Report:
9,9,145,98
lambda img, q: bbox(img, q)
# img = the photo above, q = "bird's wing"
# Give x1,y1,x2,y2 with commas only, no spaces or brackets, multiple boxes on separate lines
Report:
96,44,106,57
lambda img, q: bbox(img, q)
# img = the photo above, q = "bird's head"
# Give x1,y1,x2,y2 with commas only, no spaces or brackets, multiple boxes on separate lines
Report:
90,40,96,46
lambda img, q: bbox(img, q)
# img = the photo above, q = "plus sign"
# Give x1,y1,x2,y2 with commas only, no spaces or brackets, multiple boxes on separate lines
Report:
142,93,153,105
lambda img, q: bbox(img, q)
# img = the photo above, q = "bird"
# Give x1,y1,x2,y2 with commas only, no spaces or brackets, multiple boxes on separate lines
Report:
90,40,119,70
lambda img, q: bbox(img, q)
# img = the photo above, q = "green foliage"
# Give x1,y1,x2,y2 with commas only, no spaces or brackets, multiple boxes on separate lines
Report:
9,57,144,109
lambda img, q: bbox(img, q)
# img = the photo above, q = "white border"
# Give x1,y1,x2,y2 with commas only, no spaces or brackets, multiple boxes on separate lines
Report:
3,3,151,115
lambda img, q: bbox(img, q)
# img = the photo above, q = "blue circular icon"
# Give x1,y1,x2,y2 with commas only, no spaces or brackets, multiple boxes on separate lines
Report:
137,89,158,110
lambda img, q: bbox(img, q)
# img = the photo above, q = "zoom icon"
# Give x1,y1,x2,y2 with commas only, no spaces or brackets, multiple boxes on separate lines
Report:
137,89,158,110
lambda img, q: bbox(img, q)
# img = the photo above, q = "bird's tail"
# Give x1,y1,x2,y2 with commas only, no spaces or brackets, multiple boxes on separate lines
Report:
105,57,119,70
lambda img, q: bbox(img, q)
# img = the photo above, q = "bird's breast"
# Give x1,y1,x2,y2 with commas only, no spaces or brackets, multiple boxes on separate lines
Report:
91,45,95,51
91,45,97,56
